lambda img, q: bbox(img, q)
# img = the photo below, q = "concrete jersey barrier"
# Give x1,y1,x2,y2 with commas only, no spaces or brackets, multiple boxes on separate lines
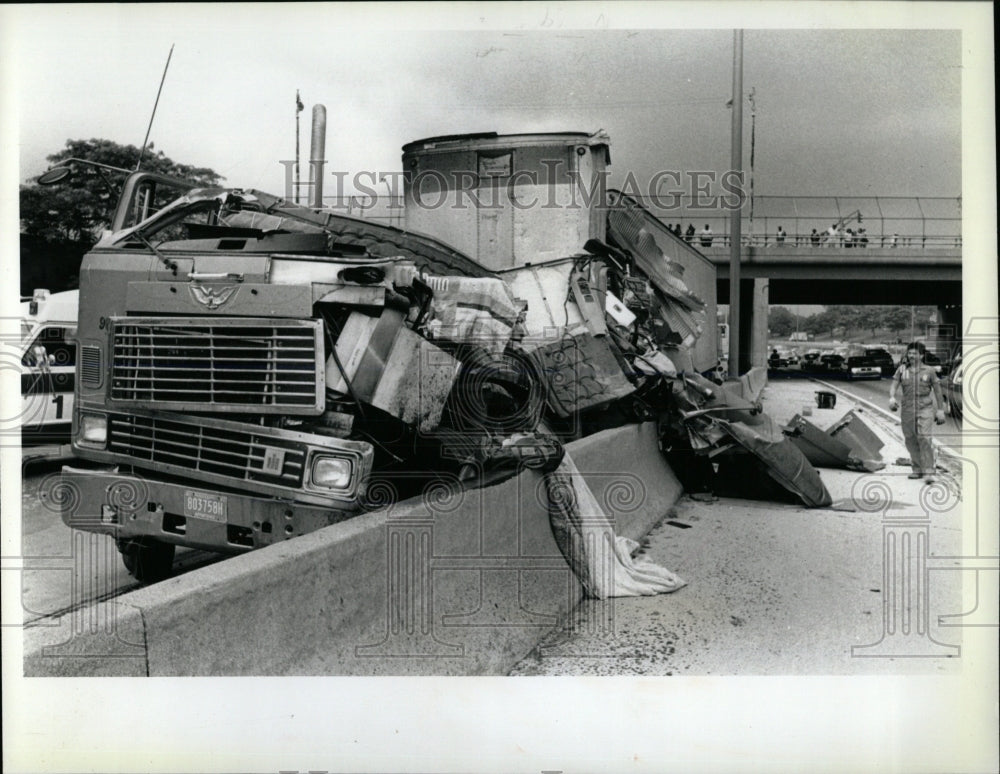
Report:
24,421,682,676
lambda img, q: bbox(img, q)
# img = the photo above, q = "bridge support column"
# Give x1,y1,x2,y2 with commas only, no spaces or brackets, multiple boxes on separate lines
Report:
736,278,769,373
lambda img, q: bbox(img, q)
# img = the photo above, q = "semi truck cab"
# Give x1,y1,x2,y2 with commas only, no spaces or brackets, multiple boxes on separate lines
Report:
61,171,474,582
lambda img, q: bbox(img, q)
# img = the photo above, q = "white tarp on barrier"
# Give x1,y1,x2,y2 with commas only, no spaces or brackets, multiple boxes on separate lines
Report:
545,454,686,598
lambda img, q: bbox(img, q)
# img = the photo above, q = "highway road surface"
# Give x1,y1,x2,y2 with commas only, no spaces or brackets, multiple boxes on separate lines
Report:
17,459,223,628
16,370,964,633
768,368,963,450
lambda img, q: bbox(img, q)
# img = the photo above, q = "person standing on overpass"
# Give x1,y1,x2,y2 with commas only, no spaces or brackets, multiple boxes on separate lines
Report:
700,224,714,247
888,341,946,483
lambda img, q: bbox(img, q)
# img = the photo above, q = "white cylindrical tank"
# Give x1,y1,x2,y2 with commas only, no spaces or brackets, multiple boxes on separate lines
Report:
401,132,610,271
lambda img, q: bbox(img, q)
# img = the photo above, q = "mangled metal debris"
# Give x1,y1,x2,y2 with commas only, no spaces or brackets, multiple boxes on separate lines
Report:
660,372,834,508
785,411,887,473
827,409,886,470
54,131,858,590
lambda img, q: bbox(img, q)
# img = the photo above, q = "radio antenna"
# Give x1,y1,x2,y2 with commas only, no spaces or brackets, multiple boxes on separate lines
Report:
136,44,175,170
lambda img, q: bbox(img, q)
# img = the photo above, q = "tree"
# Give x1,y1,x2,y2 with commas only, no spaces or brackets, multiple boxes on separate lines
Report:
768,306,798,338
882,307,912,337
20,139,222,294
803,310,830,337
20,138,223,243
856,306,888,338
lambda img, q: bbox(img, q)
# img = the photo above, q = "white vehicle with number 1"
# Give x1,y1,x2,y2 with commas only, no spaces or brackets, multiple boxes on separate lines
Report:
19,289,79,444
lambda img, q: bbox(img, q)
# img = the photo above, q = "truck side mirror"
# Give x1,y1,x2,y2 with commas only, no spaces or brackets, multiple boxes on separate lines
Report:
37,166,72,185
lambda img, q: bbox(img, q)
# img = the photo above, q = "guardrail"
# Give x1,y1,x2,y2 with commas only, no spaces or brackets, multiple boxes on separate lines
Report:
685,233,963,249
647,195,962,251
306,193,963,249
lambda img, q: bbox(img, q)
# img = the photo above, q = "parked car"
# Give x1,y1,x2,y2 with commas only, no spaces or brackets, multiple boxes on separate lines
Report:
802,349,822,370
846,355,881,380
862,347,896,377
944,356,963,418
819,352,846,372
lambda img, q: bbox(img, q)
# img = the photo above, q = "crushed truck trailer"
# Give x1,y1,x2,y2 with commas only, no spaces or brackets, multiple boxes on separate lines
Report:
55,131,830,584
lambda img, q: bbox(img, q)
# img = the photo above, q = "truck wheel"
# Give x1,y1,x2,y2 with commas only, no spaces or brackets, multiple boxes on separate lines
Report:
117,538,175,584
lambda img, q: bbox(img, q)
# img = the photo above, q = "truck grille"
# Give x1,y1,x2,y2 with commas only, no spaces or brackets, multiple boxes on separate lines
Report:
109,317,324,414
108,412,306,487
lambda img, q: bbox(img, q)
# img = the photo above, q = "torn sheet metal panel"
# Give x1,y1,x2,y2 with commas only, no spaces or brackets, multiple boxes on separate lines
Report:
315,284,388,307
605,206,705,311
716,417,833,508
784,414,854,468
738,367,769,404
827,409,885,461
605,190,718,372
220,198,495,278
327,310,460,433
528,325,636,417
678,373,770,430
500,260,587,333
715,367,768,406
685,420,729,450
632,350,677,377
657,300,704,348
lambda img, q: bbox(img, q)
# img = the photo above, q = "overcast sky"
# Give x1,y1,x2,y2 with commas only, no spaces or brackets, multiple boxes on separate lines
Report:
0,4,998,771
5,5,964,208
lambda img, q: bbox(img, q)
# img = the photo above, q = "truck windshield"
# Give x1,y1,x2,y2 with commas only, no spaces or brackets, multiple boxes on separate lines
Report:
106,188,325,248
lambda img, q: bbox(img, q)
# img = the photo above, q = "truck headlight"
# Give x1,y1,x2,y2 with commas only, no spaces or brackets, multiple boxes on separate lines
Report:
310,456,353,490
79,413,108,448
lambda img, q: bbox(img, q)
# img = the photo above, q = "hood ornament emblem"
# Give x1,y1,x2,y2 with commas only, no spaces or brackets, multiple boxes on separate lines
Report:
189,284,240,310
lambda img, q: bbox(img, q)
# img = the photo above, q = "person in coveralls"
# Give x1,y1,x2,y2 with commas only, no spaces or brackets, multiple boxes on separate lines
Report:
888,341,946,483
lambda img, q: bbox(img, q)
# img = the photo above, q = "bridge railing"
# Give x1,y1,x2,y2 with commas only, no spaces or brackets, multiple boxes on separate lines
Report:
300,193,963,249
686,232,963,249
644,195,962,250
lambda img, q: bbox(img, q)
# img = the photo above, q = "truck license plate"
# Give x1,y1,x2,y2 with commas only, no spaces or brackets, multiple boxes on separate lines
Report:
183,490,228,523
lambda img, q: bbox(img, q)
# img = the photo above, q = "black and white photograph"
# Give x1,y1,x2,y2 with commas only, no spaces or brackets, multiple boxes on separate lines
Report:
2,2,997,773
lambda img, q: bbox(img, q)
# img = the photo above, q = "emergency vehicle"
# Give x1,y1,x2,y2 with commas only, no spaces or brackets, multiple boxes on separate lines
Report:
19,289,79,444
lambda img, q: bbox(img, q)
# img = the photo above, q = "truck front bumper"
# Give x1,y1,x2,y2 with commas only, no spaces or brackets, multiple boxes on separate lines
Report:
60,465,361,554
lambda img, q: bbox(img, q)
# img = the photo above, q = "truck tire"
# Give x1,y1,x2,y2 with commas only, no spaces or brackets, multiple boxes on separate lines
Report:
117,538,175,584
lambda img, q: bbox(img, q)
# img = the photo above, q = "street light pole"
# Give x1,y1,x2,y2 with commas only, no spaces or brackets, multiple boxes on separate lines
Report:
295,90,303,205
728,30,744,377
748,87,756,241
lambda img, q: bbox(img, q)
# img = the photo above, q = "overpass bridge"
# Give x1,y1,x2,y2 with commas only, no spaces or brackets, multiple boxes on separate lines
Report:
641,194,962,372
703,244,962,305
647,194,962,304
